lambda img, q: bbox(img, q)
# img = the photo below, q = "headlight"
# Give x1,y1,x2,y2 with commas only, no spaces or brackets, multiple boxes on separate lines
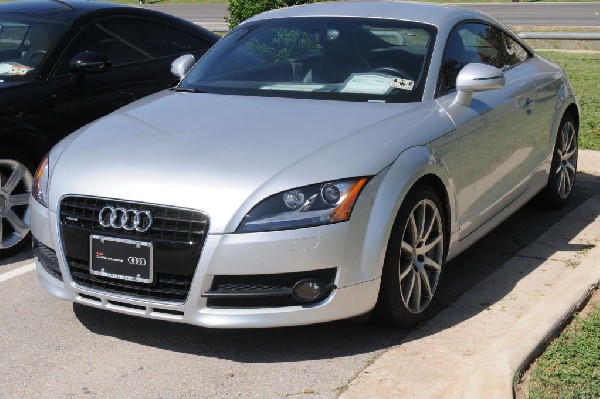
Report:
237,177,368,233
32,154,49,208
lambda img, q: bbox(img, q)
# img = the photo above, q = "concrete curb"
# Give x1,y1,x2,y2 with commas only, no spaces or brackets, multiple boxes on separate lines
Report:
340,151,600,399
460,244,600,398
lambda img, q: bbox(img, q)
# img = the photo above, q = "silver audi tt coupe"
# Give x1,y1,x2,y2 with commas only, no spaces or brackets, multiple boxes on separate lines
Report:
30,2,579,328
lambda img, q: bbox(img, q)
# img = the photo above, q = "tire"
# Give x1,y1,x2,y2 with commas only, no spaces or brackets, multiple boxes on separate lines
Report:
539,114,578,209
372,184,447,328
0,150,34,258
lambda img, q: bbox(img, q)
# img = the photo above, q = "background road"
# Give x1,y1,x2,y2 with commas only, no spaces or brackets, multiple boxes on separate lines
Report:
142,2,600,29
2,173,599,398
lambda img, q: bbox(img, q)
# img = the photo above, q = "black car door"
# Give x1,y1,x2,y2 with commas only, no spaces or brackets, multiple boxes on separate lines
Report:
47,15,213,136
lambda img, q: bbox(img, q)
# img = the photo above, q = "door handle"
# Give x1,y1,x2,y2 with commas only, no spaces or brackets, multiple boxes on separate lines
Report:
524,98,536,112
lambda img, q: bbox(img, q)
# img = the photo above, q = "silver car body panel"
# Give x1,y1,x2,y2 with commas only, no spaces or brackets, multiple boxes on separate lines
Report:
31,2,578,327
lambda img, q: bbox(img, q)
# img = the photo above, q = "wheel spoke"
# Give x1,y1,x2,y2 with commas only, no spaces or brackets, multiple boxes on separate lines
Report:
566,162,576,174
566,127,575,151
399,265,412,280
411,272,422,311
420,270,433,299
422,233,442,253
564,170,572,194
559,171,567,198
408,213,418,243
563,149,577,160
418,202,427,240
424,256,442,271
4,210,29,235
561,124,569,151
555,164,562,174
422,208,438,243
1,163,26,194
402,269,416,303
9,193,30,206
401,240,413,254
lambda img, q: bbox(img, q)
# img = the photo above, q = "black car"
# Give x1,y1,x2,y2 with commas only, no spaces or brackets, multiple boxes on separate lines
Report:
0,0,218,257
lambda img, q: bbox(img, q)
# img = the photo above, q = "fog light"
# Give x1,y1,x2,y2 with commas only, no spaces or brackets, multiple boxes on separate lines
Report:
292,278,327,303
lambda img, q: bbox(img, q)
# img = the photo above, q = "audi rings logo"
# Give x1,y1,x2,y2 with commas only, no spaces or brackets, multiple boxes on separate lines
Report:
99,206,153,233
128,257,147,266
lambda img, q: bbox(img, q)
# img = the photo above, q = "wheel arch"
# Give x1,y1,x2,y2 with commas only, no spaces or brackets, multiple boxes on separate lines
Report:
412,174,452,242
564,103,579,132
341,145,456,288
0,132,50,170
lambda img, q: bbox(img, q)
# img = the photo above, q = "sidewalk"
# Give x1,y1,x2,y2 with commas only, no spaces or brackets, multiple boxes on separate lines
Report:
340,150,600,399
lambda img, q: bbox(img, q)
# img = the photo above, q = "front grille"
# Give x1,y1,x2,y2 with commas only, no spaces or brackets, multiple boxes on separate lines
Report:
59,196,209,304
60,196,208,242
33,239,62,281
205,268,337,308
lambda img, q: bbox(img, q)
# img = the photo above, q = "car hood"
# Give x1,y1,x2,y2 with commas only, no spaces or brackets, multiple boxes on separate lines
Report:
49,91,451,233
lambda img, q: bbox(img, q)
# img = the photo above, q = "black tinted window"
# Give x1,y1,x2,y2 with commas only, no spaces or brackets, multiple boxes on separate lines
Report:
0,18,68,82
503,33,530,66
56,17,210,74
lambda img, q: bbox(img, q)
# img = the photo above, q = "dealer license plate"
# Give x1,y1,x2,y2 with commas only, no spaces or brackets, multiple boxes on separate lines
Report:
90,235,153,283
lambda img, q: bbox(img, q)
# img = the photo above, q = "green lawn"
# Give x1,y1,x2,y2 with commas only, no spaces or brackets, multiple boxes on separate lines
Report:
525,302,600,398
538,51,600,151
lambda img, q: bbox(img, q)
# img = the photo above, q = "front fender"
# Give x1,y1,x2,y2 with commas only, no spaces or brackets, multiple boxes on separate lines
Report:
339,140,457,287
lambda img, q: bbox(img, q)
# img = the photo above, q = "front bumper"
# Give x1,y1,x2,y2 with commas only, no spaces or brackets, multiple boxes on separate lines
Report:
31,197,381,328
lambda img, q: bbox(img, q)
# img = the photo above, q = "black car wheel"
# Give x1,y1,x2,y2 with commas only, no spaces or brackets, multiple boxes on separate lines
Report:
0,151,34,258
373,184,447,328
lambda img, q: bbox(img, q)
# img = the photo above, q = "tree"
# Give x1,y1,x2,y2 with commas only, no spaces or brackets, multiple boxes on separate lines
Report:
227,0,325,30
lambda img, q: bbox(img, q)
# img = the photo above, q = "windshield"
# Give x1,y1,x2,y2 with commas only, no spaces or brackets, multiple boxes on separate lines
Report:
0,17,69,82
181,17,436,103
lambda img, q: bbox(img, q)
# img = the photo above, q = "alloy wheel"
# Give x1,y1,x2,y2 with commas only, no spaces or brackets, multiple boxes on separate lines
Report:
555,121,578,199
398,198,444,314
0,159,33,251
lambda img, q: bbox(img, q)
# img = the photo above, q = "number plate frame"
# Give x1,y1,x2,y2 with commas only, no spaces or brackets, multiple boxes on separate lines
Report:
89,235,153,283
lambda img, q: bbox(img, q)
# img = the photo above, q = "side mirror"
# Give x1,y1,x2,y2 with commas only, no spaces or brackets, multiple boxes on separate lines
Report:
171,54,195,80
70,51,111,73
454,63,505,107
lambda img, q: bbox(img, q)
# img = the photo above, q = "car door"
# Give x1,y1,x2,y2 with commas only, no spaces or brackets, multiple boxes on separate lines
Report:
436,23,538,239
46,15,213,135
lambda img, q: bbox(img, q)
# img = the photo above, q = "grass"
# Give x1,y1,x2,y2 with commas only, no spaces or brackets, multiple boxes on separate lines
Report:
525,302,600,398
536,51,600,151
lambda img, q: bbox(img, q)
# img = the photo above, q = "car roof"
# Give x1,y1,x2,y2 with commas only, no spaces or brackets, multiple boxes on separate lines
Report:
246,1,491,28
0,0,131,22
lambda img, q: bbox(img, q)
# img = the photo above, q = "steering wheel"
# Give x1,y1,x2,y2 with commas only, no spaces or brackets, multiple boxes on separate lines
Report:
372,67,412,80
26,50,47,61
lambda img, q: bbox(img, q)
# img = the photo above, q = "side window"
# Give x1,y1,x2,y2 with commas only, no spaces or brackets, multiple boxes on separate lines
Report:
503,33,530,67
55,17,210,75
0,23,28,52
439,23,505,96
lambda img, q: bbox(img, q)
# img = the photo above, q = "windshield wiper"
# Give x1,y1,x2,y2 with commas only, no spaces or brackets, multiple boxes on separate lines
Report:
173,87,205,93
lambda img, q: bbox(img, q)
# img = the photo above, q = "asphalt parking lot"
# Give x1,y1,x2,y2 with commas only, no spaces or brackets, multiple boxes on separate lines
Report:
1,170,598,398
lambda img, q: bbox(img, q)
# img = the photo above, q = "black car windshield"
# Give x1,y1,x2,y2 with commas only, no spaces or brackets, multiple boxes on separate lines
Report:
0,17,69,82
181,17,437,103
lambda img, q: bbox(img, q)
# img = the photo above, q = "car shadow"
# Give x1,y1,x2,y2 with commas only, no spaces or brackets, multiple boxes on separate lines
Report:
0,245,33,267
73,172,600,362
